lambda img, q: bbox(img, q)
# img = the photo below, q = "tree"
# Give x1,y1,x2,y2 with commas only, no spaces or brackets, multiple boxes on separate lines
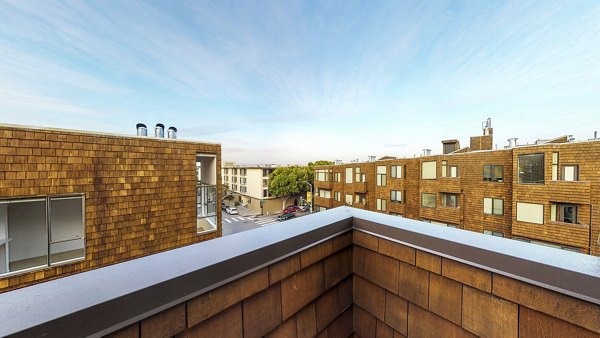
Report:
269,166,311,210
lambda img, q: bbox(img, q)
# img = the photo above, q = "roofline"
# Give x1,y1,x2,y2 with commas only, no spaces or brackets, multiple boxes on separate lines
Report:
0,123,221,146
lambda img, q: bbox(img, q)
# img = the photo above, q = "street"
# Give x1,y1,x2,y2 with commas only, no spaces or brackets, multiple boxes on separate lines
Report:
221,210,310,236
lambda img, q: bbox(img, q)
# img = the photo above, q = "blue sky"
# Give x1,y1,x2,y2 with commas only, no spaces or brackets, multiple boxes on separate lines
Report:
0,1,599,164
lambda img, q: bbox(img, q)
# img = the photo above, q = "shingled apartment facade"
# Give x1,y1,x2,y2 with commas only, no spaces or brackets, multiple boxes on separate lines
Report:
314,125,600,256
0,124,221,292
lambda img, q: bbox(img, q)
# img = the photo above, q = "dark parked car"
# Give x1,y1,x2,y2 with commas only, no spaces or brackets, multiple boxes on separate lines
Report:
277,213,296,221
282,205,301,214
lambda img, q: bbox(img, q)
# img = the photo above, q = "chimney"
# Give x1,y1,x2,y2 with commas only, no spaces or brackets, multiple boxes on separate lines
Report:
507,138,518,148
422,149,431,156
483,118,493,136
167,126,177,139
155,123,165,138
136,123,147,136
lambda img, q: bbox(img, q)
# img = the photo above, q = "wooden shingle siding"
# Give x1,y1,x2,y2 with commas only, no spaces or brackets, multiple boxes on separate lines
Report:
315,139,600,255
0,125,221,292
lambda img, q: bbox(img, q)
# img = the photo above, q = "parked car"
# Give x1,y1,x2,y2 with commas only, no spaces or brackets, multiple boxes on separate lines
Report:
225,206,238,215
282,205,301,214
277,213,296,221
221,203,226,211
298,205,309,212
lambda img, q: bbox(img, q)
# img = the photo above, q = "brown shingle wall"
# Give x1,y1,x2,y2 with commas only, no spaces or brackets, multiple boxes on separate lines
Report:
315,140,600,255
353,230,600,337
102,230,599,337
0,126,221,291
103,232,354,338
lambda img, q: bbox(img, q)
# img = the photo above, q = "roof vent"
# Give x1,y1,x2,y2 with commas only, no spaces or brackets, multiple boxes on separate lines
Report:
155,123,165,138
422,149,431,156
335,160,343,165
482,118,493,135
136,123,147,136
167,126,177,139
507,137,518,148
368,155,376,162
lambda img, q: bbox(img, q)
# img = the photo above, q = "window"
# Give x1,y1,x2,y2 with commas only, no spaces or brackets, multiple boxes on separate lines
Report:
421,193,436,208
345,194,353,205
421,161,437,180
334,191,341,201
315,169,332,182
355,194,366,204
241,177,246,184
441,161,447,178
263,179,268,187
390,165,402,178
390,190,402,203
240,186,247,193
376,199,387,211
354,167,365,182
483,165,504,182
334,172,341,182
552,153,559,180
263,190,268,198
483,230,504,237
224,168,229,174
518,154,544,184
318,189,331,199
562,165,578,181
232,177,237,183
376,166,387,186
551,204,578,223
516,202,544,224
240,169,247,176
483,198,504,215
233,169,238,175
449,166,458,178
441,193,458,208
345,168,353,184
197,154,218,233
263,169,272,177
0,196,85,276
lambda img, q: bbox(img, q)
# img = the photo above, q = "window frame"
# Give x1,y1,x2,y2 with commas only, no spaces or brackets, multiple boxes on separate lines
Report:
390,165,403,179
0,194,86,277
376,166,387,186
483,197,504,216
421,193,436,208
561,165,579,181
390,190,402,203
518,153,545,184
441,193,458,208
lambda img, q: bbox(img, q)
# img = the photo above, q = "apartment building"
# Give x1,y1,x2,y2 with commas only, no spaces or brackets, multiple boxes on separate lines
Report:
314,123,600,256
0,123,221,292
222,163,296,214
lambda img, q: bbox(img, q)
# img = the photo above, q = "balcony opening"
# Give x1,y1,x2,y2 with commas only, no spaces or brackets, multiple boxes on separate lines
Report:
196,154,217,234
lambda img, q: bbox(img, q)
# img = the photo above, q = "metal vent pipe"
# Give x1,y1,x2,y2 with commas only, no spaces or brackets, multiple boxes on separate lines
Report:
136,123,147,136
167,126,177,139
155,123,165,138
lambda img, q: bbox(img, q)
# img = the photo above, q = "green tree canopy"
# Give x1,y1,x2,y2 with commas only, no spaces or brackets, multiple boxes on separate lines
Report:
269,166,311,209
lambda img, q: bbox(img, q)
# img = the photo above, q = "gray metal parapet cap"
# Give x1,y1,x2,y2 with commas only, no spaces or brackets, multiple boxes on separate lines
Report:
1,207,599,337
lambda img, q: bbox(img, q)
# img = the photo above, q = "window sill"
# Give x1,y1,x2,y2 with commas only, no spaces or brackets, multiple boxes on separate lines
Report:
0,256,85,279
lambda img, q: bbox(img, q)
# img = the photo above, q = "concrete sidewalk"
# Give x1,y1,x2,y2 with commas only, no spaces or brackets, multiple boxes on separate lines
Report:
234,204,264,218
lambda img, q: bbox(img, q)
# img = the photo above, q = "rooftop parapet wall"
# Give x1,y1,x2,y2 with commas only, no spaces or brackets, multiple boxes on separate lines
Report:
1,207,598,337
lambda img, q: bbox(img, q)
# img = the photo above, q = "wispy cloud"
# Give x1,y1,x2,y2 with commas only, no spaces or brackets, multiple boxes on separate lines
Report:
0,0,598,163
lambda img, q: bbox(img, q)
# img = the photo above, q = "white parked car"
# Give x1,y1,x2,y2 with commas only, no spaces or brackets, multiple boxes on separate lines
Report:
226,206,238,215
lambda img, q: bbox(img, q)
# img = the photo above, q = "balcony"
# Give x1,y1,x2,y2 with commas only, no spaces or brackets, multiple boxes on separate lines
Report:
545,180,591,204
349,181,368,193
1,207,599,337
421,177,461,193
314,195,333,209
388,201,405,214
314,180,333,190
420,205,462,225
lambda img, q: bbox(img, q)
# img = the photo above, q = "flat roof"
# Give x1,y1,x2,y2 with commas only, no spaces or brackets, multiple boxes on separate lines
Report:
0,123,221,146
